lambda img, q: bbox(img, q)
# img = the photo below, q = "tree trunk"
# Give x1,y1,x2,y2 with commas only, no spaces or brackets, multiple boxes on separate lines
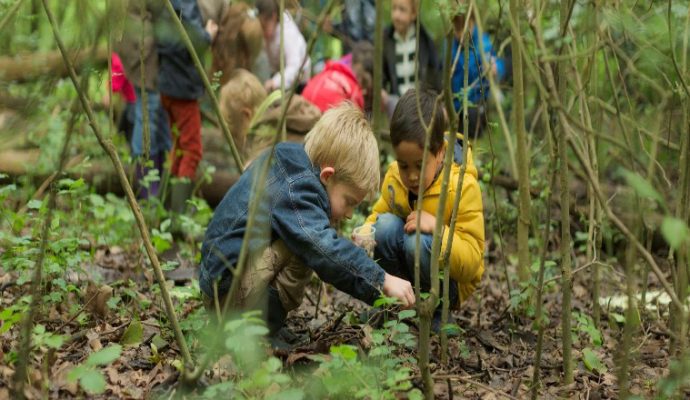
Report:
0,47,109,83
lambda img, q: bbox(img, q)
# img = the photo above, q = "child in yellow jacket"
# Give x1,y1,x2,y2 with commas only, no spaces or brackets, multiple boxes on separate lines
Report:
363,88,485,309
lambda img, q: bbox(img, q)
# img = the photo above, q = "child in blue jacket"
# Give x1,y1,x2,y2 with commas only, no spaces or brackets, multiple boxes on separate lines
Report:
200,103,415,339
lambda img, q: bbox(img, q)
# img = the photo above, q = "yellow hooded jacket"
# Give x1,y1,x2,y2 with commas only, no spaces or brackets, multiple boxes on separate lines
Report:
365,137,485,305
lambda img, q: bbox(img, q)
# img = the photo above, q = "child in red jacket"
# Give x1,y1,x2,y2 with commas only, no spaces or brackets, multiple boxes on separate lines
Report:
302,42,373,112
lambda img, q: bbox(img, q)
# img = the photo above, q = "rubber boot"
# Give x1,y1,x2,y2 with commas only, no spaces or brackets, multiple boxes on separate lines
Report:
169,179,193,236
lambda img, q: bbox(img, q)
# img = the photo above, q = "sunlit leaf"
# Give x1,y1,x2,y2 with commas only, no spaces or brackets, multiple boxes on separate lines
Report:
86,344,122,366
120,320,143,347
78,369,107,394
619,169,665,208
661,216,688,250
582,347,607,374
27,199,42,210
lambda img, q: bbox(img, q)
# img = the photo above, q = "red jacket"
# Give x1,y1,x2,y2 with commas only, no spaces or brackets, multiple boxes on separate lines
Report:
302,61,363,112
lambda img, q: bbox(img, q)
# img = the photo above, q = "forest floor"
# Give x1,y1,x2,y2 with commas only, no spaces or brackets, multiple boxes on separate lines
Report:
0,234,677,399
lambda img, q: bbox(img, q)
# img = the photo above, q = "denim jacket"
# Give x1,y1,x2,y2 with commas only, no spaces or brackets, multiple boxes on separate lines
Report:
200,142,386,305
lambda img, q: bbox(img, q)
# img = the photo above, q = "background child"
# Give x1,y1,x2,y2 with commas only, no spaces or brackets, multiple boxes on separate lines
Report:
105,52,136,147
363,88,484,320
156,0,218,214
113,2,172,200
208,2,264,86
450,9,507,138
219,68,268,156
257,0,311,92
200,103,415,341
218,68,321,165
382,0,439,115
302,41,374,112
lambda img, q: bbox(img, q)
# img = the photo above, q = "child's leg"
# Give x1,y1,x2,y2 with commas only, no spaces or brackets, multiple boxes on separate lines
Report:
400,233,459,306
160,95,203,179
373,213,411,281
203,240,311,334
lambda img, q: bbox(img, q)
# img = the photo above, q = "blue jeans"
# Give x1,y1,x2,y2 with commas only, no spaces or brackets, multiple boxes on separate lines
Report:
131,87,171,157
373,213,459,306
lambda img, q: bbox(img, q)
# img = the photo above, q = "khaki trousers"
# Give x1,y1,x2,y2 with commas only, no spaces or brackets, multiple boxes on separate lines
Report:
209,240,312,313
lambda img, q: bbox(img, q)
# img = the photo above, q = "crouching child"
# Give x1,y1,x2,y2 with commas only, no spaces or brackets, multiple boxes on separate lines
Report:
363,88,485,327
200,103,415,343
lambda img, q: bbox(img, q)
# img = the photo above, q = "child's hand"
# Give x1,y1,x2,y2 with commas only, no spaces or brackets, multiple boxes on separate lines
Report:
206,20,219,42
382,273,415,308
404,211,436,234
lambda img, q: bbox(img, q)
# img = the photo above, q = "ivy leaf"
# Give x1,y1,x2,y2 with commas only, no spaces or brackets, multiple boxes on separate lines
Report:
582,347,607,374
661,217,688,251
78,369,107,394
86,344,122,367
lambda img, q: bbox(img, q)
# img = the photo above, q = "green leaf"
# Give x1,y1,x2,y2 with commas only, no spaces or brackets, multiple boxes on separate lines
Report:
27,199,42,210
67,365,88,382
120,320,143,347
266,388,304,400
373,295,398,307
79,369,107,394
661,217,688,250
398,309,416,320
86,344,122,367
43,333,65,349
330,344,358,362
582,347,607,374
619,169,665,207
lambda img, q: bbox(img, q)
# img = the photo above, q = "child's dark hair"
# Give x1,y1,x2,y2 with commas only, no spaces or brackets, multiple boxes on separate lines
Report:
352,41,374,76
256,0,278,17
390,88,448,154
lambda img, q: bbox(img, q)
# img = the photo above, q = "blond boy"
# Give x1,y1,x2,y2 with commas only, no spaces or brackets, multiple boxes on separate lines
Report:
200,103,415,339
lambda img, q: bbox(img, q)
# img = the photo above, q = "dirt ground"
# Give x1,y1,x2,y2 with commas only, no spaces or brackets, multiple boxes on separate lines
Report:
0,237,677,399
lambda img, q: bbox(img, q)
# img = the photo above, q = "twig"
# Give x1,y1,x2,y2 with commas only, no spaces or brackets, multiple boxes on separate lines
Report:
55,291,99,332
431,374,520,400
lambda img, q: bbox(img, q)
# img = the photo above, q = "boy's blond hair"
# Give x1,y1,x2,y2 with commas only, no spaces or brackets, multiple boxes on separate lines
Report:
304,103,380,198
219,69,267,153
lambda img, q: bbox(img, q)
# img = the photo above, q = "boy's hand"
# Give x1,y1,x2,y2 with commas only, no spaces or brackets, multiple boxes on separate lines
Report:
382,273,415,308
404,211,436,234
206,20,219,42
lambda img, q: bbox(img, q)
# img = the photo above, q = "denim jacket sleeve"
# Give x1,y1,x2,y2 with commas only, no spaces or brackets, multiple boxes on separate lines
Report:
272,174,386,305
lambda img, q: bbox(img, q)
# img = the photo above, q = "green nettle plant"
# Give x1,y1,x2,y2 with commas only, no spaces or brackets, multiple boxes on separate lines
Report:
67,344,123,395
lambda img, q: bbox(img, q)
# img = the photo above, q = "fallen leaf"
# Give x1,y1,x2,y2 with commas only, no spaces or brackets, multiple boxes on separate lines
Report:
120,320,143,347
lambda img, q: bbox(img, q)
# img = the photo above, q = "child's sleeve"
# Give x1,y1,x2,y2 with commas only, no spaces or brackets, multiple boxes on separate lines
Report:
440,170,484,298
272,176,386,305
270,16,308,88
